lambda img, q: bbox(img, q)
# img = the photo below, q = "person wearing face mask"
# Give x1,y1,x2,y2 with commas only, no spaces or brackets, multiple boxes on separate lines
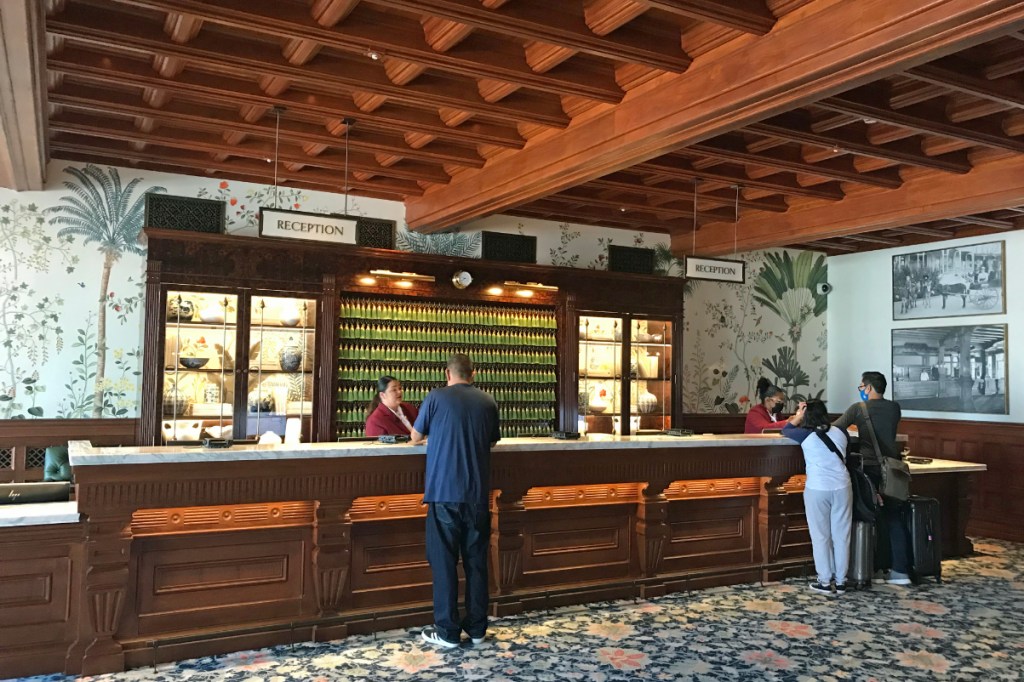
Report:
744,377,787,434
833,371,909,585
365,376,419,437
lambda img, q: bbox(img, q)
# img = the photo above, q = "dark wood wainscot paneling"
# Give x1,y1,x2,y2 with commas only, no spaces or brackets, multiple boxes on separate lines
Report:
900,417,1023,543
0,524,84,680
0,418,137,483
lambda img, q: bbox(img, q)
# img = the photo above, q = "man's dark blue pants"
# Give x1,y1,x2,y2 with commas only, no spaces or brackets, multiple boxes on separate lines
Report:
425,502,490,643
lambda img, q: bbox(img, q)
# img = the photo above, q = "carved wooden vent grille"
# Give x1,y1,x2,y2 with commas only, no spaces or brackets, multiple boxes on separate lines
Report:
608,245,655,275
26,447,46,469
145,193,226,234
0,447,11,470
356,217,397,249
481,231,537,264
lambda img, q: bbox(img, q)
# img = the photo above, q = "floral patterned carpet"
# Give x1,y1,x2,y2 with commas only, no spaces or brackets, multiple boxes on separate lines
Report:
12,538,1024,682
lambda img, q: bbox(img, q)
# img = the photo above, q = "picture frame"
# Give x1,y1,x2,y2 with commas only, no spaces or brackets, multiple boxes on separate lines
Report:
891,324,1008,414
891,241,1005,320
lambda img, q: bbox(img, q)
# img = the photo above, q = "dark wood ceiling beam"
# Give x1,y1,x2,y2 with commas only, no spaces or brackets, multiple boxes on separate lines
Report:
889,224,955,237
640,0,776,34
747,113,973,173
637,156,846,200
587,174,789,212
549,187,735,222
519,200,685,232
51,149,415,201
803,240,858,252
818,88,1024,153
48,2,571,127
505,209,660,233
984,50,1024,79
688,134,905,188
46,119,448,185
111,0,625,104
841,233,902,245
363,0,692,73
905,62,1024,108
48,49,525,150
947,214,1016,229
686,153,1024,255
49,137,422,197
48,81,478,170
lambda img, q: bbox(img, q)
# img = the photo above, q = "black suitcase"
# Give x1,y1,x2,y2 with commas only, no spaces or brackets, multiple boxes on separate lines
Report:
906,495,942,584
848,520,875,590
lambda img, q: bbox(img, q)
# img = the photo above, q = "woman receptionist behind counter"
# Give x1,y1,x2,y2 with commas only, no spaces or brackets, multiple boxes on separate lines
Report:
744,377,787,434
366,376,420,437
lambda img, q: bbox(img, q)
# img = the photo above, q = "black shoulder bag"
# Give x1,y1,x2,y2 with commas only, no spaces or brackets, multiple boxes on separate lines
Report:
817,429,879,524
859,402,911,501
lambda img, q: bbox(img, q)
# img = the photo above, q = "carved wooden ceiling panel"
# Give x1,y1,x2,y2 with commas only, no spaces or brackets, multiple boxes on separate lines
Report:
42,0,1024,254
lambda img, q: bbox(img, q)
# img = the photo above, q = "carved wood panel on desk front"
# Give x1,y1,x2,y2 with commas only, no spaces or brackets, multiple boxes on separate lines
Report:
66,441,806,675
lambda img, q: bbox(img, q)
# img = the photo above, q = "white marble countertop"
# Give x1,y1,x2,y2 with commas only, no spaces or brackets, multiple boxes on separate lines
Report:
0,501,80,528
907,457,987,475
70,433,793,466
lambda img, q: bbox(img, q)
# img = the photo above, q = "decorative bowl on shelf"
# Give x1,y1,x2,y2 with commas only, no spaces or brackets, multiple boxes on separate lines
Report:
179,357,210,369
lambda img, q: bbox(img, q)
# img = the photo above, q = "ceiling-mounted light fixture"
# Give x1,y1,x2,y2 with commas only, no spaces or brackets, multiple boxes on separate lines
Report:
732,184,741,256
341,117,355,215
691,177,700,255
370,269,435,283
366,49,381,61
357,276,377,286
271,105,286,209
485,286,504,296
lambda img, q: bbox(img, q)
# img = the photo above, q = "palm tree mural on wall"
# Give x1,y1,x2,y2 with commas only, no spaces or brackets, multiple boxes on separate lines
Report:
753,251,828,404
48,165,166,417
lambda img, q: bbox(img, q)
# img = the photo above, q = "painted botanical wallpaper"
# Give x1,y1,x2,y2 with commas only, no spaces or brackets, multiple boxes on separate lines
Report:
0,161,673,420
682,249,828,413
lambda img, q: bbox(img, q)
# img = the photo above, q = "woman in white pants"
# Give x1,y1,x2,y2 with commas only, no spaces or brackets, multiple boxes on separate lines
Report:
782,400,853,596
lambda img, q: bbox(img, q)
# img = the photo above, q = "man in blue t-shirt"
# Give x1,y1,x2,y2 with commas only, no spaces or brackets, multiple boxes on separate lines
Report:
411,353,500,649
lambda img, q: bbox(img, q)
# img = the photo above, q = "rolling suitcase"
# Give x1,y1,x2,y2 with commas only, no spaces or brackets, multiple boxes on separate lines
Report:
848,520,875,590
906,495,942,584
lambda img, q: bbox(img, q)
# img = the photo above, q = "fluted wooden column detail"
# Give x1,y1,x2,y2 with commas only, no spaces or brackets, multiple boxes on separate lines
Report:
491,488,528,595
312,499,354,616
79,512,132,676
758,475,789,577
636,482,670,577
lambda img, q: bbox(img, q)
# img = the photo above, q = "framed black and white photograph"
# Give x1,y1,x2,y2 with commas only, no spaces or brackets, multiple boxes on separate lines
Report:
891,324,1008,414
892,241,1005,320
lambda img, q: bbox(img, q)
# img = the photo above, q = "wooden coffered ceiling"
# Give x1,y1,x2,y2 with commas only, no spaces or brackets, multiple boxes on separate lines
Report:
22,0,1024,254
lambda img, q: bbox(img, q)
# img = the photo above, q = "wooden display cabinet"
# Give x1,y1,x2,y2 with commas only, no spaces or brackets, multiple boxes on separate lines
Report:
578,313,679,436
140,284,324,445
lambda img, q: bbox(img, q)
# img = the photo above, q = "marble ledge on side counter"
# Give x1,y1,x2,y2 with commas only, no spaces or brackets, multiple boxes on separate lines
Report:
69,433,796,467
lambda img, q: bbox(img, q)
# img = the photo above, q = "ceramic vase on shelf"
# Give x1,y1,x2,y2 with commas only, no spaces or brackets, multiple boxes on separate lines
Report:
637,391,658,414
203,380,221,404
278,337,302,371
247,389,274,413
167,298,194,322
198,300,226,324
279,301,302,327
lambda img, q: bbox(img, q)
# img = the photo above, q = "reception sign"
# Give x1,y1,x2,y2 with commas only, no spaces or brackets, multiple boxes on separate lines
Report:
259,208,358,245
684,256,746,283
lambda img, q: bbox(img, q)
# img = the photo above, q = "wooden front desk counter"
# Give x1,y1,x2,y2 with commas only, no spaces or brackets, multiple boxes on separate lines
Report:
1,435,984,677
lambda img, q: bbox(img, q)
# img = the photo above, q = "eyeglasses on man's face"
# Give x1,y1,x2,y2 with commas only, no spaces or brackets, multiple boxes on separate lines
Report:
858,384,866,390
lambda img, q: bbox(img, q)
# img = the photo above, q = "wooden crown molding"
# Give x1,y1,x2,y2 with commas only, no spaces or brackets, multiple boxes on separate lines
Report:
0,0,47,190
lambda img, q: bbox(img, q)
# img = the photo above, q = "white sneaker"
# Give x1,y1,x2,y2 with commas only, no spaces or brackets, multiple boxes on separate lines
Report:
886,571,912,586
471,635,485,645
421,625,459,649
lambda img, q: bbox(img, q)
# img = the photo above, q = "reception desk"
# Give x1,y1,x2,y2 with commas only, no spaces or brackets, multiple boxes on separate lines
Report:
0,435,985,678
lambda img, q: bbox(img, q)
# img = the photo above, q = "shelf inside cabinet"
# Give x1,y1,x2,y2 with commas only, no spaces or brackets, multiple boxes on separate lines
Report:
165,321,238,330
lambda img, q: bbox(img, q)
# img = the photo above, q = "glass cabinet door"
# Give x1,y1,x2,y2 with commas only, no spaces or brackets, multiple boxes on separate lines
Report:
162,291,237,443
245,295,317,441
630,318,673,433
578,315,623,435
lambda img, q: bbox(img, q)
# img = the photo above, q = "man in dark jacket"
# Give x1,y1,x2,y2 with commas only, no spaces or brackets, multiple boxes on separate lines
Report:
833,371,911,584
411,354,500,648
